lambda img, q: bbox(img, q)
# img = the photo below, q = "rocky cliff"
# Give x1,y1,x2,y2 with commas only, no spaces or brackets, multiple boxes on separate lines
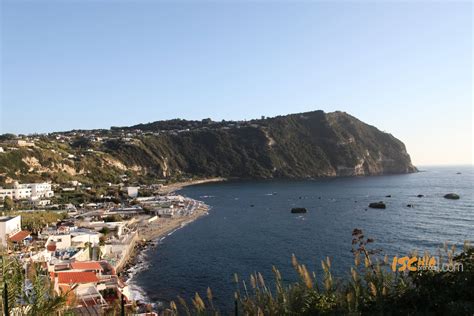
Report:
0,110,416,185
107,110,416,179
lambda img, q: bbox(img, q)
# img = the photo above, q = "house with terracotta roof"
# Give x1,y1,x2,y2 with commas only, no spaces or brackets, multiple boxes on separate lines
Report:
55,271,107,308
9,230,31,246
53,260,124,312
58,271,99,284
0,215,21,246
70,261,104,274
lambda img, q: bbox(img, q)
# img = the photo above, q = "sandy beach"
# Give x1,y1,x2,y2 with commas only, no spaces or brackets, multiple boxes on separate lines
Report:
121,178,224,275
138,177,226,241
137,202,210,241
157,177,226,195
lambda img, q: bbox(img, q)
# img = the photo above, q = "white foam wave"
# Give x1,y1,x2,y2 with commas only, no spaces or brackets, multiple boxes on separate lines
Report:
126,282,149,302
125,203,209,307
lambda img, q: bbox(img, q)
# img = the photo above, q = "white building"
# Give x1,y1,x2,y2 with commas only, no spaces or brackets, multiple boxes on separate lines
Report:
35,199,51,207
125,186,139,198
71,230,101,247
0,186,31,200
0,215,21,246
0,182,54,201
45,234,72,250
9,140,35,147
28,182,54,199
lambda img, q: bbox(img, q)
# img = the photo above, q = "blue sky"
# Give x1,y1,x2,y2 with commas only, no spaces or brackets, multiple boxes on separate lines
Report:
0,1,472,165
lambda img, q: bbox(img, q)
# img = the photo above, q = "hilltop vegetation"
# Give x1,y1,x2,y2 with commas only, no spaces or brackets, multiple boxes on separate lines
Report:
0,110,416,186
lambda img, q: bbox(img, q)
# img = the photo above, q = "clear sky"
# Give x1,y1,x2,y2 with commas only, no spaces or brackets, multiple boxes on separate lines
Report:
0,1,472,166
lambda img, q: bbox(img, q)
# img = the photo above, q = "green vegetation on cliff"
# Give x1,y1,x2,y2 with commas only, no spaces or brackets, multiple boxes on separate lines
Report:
0,110,416,185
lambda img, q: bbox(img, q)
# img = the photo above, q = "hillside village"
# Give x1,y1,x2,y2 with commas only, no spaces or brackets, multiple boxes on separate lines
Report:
0,116,268,187
1,116,261,152
0,178,209,315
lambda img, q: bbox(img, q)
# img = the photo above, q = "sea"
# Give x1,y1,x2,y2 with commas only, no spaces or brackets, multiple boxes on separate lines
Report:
128,166,473,312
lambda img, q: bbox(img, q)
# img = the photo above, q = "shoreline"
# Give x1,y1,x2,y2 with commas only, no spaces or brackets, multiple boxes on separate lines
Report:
121,179,222,298
157,177,226,195
121,202,211,271
121,203,211,304
137,201,210,242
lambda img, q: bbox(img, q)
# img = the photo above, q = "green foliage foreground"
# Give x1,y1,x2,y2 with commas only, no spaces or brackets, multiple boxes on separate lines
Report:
0,258,67,315
166,229,474,316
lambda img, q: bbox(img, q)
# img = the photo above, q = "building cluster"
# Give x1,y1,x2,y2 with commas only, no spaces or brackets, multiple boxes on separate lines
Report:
0,180,204,315
137,195,202,218
0,214,132,313
0,117,265,154
0,181,54,201
0,136,37,154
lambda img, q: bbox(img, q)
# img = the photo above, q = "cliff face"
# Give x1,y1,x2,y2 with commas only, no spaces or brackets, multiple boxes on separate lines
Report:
257,110,416,177
106,110,416,179
0,110,416,185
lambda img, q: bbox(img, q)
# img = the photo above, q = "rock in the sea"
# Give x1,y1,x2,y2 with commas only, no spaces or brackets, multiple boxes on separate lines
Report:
369,202,386,209
444,193,460,200
291,207,307,213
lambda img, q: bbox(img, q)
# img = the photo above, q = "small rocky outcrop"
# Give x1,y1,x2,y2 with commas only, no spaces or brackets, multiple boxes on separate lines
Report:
369,202,386,209
444,193,460,200
291,207,307,213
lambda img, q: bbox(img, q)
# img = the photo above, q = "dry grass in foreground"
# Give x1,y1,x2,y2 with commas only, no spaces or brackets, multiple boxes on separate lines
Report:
163,229,474,315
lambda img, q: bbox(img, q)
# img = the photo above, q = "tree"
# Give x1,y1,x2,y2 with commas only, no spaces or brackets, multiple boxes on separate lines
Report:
99,227,110,235
0,257,67,315
84,242,93,260
3,196,14,211
21,211,65,234
99,236,106,246
71,137,92,149
0,133,16,141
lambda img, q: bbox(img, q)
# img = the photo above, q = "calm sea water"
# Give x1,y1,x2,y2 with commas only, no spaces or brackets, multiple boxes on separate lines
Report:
131,166,473,311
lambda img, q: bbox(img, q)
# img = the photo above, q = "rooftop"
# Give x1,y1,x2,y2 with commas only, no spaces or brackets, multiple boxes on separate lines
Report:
57,271,99,284
0,215,19,222
71,261,103,271
9,230,31,242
